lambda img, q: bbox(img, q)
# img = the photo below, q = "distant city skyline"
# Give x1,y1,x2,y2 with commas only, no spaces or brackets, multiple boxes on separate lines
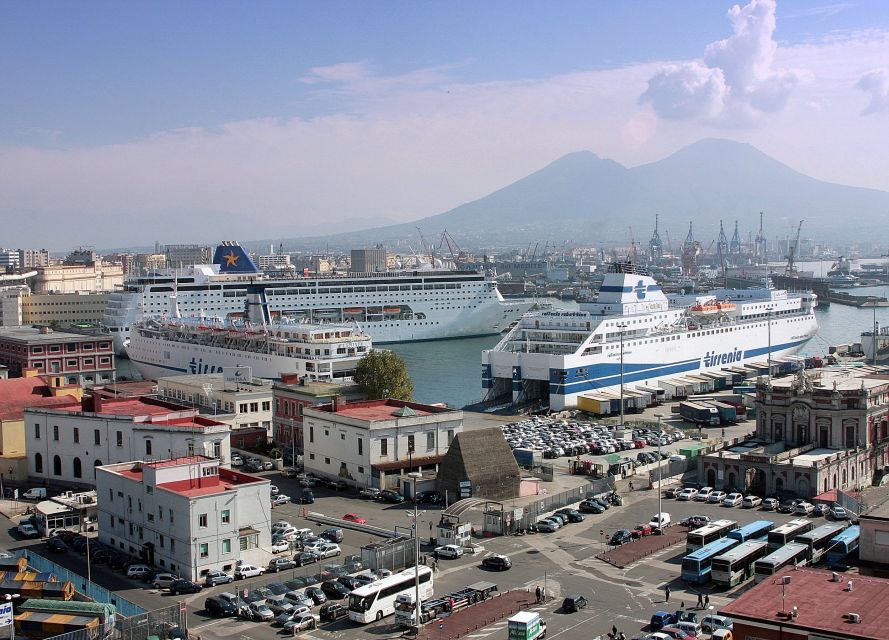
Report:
2,0,888,249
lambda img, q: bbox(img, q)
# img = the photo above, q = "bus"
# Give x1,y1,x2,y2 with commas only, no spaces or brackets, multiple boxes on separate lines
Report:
794,523,848,564
753,543,809,584
727,520,775,543
348,566,434,624
681,537,740,584
825,525,860,567
687,520,739,552
767,518,813,551
711,540,770,587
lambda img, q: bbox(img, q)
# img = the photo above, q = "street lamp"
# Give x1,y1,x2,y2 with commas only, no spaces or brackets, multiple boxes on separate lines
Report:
4,593,20,640
654,413,663,528
405,444,422,631
617,323,627,430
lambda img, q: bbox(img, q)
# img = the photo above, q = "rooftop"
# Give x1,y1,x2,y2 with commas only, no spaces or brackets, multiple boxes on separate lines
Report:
769,365,889,395
311,398,459,422
157,372,273,392
273,377,362,398
0,376,81,421
27,395,228,429
720,567,889,639
0,326,111,344
105,456,267,497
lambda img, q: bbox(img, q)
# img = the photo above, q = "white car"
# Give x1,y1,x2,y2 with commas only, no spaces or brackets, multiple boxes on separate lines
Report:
270,485,280,496
271,540,291,554
435,544,464,559
126,564,151,579
762,497,779,511
709,491,727,504
723,492,743,507
17,523,39,538
317,543,341,559
677,488,699,501
795,502,815,516
695,487,714,502
230,454,244,466
302,538,325,553
272,520,292,531
283,613,319,632
235,564,265,579
742,495,763,508
273,494,291,506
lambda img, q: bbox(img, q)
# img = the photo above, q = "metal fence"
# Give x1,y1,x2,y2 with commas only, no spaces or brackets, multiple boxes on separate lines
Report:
43,629,100,640
16,550,146,618
116,603,185,640
507,478,615,531
360,536,417,572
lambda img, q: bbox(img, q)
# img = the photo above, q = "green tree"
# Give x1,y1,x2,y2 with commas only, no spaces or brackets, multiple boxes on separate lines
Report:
354,350,414,401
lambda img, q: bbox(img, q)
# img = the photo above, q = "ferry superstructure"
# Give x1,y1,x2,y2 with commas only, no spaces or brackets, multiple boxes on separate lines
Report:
103,243,532,354
483,263,818,410
127,315,372,381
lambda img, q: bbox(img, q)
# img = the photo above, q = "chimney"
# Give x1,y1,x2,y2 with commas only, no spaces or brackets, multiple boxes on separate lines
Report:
22,367,39,378
280,372,299,385
332,396,339,412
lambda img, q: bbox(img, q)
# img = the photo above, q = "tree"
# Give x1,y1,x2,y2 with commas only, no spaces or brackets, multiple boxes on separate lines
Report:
353,350,414,401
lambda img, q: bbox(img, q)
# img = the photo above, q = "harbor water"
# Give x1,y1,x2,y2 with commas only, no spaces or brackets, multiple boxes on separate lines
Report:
117,286,889,410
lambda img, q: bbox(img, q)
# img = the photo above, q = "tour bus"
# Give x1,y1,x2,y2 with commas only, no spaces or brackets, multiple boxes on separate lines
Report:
825,525,860,567
727,520,774,544
348,566,434,624
687,520,739,552
794,523,848,564
681,537,740,584
767,519,813,551
711,540,770,587
753,543,809,583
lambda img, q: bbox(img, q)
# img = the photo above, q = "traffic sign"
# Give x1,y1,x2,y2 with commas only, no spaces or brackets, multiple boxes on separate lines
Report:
0,602,13,626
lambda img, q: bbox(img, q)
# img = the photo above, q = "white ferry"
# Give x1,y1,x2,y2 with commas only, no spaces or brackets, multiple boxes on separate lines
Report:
103,242,532,355
483,263,818,410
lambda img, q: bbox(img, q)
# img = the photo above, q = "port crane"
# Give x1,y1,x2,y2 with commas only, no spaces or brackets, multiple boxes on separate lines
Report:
785,219,804,275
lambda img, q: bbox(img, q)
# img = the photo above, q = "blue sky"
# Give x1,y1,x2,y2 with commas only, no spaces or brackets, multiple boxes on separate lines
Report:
2,1,889,247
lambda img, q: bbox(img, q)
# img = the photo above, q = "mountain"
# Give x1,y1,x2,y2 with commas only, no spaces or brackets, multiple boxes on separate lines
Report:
275,138,889,250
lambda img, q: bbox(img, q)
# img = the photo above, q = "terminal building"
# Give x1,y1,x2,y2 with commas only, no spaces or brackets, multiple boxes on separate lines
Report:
0,326,115,385
701,366,889,498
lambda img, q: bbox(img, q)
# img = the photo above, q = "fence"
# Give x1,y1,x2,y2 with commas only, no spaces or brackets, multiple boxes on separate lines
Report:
500,478,615,533
16,550,146,618
361,536,417,572
115,603,185,640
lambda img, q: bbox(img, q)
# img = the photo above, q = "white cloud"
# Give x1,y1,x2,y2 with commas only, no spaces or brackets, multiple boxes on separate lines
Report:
640,0,798,124
857,68,889,114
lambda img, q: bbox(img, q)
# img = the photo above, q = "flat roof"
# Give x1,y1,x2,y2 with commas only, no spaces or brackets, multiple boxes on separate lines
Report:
311,399,459,422
0,326,111,343
720,567,889,639
107,457,266,497
0,376,80,421
779,448,839,465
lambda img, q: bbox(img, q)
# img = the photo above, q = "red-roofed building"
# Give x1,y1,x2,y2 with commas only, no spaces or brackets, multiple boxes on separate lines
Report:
25,395,231,488
96,456,271,580
720,567,889,639
0,372,83,484
0,325,114,386
302,398,463,490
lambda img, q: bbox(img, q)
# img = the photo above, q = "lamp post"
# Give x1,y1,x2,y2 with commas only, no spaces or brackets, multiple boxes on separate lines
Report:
618,323,627,430
406,444,421,630
654,413,663,526
4,593,20,640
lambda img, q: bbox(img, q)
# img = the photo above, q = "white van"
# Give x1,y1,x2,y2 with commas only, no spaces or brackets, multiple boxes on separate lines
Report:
22,488,47,500
649,512,671,529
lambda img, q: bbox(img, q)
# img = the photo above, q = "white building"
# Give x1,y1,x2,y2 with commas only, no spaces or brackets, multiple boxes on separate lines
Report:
156,373,274,436
25,395,230,486
96,456,272,580
301,399,463,489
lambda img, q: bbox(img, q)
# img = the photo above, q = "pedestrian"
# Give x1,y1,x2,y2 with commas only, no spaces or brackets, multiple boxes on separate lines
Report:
536,586,541,603
541,587,546,602
612,625,617,637
664,585,671,603
680,601,685,610
697,592,704,609
704,594,710,608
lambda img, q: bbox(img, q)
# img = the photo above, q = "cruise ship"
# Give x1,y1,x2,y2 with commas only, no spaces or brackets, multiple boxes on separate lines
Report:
483,263,818,410
127,314,372,381
103,242,532,354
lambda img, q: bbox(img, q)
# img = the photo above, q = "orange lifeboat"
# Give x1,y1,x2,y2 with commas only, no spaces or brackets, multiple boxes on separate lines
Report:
716,302,737,312
689,304,719,314
383,307,401,314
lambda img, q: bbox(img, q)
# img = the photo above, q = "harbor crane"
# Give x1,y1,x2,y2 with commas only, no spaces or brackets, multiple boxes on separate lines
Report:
785,219,804,275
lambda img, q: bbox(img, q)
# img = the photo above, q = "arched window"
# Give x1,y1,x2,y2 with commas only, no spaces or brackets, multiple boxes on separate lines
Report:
34,453,43,474
94,459,103,479
53,455,62,476
73,457,82,479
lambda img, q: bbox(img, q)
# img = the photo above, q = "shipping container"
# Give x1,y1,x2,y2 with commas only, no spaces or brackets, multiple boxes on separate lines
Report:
14,611,99,640
679,401,720,426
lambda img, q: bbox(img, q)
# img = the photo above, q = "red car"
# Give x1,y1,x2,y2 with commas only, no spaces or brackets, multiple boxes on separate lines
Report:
342,513,367,524
634,439,646,449
631,523,653,538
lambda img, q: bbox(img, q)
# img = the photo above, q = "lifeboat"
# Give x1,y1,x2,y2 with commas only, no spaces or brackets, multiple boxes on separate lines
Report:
343,307,364,314
716,302,737,312
383,307,401,314
689,304,719,315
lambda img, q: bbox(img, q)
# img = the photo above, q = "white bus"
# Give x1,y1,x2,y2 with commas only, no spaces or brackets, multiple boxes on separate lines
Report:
686,520,739,552
767,518,813,551
753,542,809,584
348,566,434,624
711,540,770,587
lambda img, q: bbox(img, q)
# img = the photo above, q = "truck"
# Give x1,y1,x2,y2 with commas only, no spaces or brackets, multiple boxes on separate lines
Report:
394,581,499,626
508,611,547,640
513,448,542,468
706,401,738,424
679,401,720,426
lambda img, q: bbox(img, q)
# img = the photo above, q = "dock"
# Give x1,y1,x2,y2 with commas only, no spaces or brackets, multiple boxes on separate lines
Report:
827,291,889,307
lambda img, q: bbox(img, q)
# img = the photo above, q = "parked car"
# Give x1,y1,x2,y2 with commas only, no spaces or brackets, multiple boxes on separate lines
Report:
17,523,39,538
319,602,349,622
317,543,341,559
650,512,672,529
481,554,512,571
578,500,606,514
677,488,699,501
304,586,327,605
632,523,653,538
812,503,827,517
701,614,734,634
294,551,319,567
22,487,48,500
723,493,744,507
337,576,364,591
126,564,151,579
283,613,319,633
230,454,243,466
273,494,291,506
555,508,585,523
169,579,202,595
321,528,344,543
359,487,381,500
681,515,711,528
795,502,815,516
380,489,405,503
342,513,367,524
320,580,351,600
828,505,849,520
695,487,714,502
284,591,314,608
270,484,280,496
536,520,558,533
562,594,588,613
205,596,238,618
762,497,779,511
650,611,678,630
709,491,727,504
777,500,796,514
152,573,179,589
610,529,633,545
205,570,233,587
301,489,315,504
235,564,265,579
262,460,275,471
271,540,291,554
742,495,762,508
245,460,263,473
435,544,464,559
47,537,67,552
248,602,274,622
268,557,297,572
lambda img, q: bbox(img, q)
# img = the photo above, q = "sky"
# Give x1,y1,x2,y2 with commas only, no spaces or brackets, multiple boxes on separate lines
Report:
2,0,889,250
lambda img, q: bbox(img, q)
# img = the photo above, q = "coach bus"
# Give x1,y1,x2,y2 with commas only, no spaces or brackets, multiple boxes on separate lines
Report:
348,566,433,624
681,537,740,584
727,520,774,544
825,525,860,567
767,518,813,551
794,523,848,564
711,540,770,587
753,543,809,583
687,519,739,552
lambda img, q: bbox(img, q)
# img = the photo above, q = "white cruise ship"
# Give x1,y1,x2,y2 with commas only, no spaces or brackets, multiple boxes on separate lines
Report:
104,242,531,355
127,312,372,382
483,263,818,410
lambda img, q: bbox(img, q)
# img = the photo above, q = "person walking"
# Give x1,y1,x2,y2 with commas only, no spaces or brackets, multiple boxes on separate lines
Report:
664,585,671,603
612,625,618,637
704,594,710,608
536,586,541,603
697,592,704,609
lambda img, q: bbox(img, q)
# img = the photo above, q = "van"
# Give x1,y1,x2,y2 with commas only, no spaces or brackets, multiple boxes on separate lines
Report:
674,620,703,637
561,594,587,613
649,512,671,530
22,488,47,500
126,564,151,579
701,614,734,633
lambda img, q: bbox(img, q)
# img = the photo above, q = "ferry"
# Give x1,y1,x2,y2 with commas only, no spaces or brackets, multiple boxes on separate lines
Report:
103,242,531,354
482,262,818,410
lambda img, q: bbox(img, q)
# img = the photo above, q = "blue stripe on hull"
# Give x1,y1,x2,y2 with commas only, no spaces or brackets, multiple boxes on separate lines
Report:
127,357,188,373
